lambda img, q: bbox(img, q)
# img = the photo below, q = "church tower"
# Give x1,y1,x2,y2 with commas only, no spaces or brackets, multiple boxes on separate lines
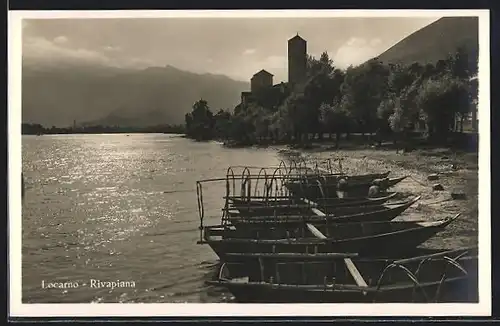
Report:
288,33,307,86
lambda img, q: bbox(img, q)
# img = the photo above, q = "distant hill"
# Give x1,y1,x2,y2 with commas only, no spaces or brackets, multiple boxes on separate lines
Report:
22,61,249,128
375,17,478,67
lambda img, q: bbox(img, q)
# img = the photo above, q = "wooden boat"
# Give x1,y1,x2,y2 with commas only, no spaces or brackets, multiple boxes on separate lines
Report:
207,246,478,303
361,176,407,191
225,195,414,218
225,192,398,210
222,247,477,281
288,170,391,186
285,176,407,200
198,213,461,260
225,196,421,226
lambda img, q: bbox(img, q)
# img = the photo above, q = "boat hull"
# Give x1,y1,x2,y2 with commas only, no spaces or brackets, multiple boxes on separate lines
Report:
226,197,419,226
205,229,447,261
286,176,407,200
227,192,398,210
228,195,404,218
223,247,478,287
288,171,391,187
209,248,478,303
201,215,460,261
215,276,476,303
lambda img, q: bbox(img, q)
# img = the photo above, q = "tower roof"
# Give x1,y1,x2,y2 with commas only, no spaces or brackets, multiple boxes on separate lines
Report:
289,33,306,43
252,69,274,78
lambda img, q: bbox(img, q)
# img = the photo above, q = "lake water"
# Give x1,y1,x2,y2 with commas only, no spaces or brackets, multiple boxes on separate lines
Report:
21,133,284,303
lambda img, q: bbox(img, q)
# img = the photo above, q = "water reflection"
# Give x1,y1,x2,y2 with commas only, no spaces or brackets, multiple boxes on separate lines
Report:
22,134,281,303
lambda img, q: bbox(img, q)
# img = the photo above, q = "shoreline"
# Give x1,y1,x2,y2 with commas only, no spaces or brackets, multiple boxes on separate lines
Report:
211,131,479,153
22,132,186,136
221,139,479,158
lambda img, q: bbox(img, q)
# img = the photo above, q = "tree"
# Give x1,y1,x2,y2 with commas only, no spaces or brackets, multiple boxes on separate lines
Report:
254,111,271,142
319,103,335,140
319,103,350,148
228,112,252,143
435,59,448,76
339,59,390,137
300,51,345,140
241,104,271,142
185,99,215,140
376,97,396,145
271,107,293,142
213,109,232,140
398,79,424,130
307,53,331,78
408,62,424,78
387,99,412,152
416,75,470,140
185,112,193,130
387,64,415,96
277,91,311,143
450,46,472,80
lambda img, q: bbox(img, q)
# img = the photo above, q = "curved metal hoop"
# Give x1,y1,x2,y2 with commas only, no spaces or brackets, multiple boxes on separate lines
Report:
373,263,430,303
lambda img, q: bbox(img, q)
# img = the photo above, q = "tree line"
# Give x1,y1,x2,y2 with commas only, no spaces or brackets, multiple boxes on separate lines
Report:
185,46,478,150
22,123,185,135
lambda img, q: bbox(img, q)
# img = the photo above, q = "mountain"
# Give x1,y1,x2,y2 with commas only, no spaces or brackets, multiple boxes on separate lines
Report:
375,17,478,66
22,61,249,128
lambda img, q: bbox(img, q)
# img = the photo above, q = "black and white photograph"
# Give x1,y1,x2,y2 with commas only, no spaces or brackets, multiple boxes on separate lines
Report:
9,9,490,317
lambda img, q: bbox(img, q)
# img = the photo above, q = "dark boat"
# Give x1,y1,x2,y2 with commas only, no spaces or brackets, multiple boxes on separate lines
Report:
222,247,477,281
225,195,421,226
288,170,391,186
285,176,408,200
225,192,399,210
207,246,478,303
198,214,461,260
225,195,415,218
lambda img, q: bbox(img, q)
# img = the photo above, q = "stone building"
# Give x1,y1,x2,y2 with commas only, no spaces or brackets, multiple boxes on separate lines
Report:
240,91,253,106
288,33,307,86
240,34,308,108
250,69,274,93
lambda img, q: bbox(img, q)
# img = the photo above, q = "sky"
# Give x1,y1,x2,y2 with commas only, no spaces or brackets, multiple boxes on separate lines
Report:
22,16,440,82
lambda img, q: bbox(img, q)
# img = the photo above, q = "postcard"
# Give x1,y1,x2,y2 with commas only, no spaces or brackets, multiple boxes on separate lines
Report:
9,9,491,317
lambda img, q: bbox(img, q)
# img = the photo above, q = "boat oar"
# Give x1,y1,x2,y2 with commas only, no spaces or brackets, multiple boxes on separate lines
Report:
306,222,328,239
301,198,332,217
306,206,369,293
300,197,319,208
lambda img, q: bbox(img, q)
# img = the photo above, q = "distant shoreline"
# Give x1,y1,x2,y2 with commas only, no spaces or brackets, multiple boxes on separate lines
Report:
22,131,186,136
21,122,186,136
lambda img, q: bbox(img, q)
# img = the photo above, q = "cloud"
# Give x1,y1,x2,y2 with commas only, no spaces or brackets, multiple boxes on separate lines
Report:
23,36,110,64
53,36,68,44
346,37,366,47
22,36,153,69
104,45,121,52
243,48,256,55
332,37,382,68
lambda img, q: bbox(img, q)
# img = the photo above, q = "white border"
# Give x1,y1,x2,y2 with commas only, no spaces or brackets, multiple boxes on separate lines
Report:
9,9,491,317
